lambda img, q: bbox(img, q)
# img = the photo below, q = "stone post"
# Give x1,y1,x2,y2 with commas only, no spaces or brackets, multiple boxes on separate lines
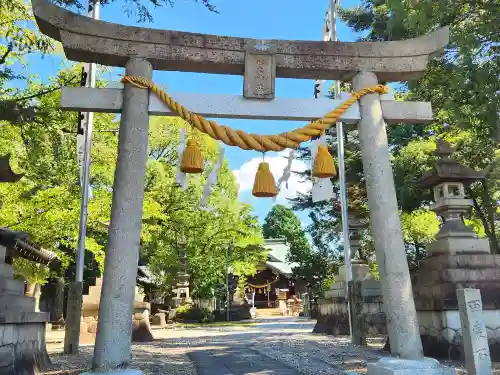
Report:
353,71,423,360
64,282,83,354
349,280,366,346
457,289,492,375
91,58,152,372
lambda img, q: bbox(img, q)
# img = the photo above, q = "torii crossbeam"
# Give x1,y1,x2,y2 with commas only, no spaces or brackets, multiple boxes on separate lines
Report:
30,0,450,373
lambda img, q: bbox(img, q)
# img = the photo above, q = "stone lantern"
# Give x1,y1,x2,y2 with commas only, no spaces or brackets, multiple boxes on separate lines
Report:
418,139,488,255
412,139,500,360
335,209,372,281
173,235,191,306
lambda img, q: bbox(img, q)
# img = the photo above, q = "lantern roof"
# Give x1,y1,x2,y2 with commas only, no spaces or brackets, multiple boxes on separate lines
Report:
419,139,485,188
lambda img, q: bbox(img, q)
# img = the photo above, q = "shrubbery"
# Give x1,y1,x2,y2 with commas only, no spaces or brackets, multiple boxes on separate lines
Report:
175,304,214,323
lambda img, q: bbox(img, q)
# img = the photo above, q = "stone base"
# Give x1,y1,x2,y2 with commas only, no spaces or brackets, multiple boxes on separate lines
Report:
412,253,500,310
412,252,500,362
367,357,456,375
0,318,51,375
151,313,166,327
416,297,500,361
313,311,387,336
79,302,154,344
418,309,500,361
314,291,387,337
313,312,350,335
81,370,144,375
132,303,153,342
131,318,153,342
427,237,490,256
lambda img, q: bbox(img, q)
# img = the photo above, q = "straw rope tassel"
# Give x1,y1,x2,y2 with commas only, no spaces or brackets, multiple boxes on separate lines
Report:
180,138,203,173
120,76,389,152
313,144,337,178
252,162,277,198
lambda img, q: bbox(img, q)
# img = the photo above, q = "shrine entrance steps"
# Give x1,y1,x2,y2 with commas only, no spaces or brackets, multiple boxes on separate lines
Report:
188,346,302,375
255,307,282,317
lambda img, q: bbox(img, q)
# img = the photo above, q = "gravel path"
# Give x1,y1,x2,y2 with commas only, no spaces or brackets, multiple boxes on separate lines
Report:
43,318,499,375
43,344,196,375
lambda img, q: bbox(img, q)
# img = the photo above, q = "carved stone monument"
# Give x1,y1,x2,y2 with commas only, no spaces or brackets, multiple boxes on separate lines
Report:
412,140,500,360
457,288,492,375
31,0,451,372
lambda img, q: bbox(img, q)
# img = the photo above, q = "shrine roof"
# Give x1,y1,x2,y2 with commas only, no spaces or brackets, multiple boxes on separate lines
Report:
32,0,449,82
264,239,298,278
0,228,61,270
137,265,157,287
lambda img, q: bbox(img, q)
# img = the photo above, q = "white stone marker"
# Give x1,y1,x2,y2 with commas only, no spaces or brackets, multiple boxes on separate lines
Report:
457,288,493,375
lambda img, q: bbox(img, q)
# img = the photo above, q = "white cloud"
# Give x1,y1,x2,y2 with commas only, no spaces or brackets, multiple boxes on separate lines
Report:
232,151,312,202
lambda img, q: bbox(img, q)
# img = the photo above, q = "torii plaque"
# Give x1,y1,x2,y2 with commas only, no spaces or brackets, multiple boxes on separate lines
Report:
31,0,451,373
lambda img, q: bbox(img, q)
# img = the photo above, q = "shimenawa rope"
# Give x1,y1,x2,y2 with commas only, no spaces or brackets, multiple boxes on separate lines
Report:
120,76,388,152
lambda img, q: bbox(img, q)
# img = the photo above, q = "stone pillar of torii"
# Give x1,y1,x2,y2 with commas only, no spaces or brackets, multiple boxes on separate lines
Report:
31,0,453,374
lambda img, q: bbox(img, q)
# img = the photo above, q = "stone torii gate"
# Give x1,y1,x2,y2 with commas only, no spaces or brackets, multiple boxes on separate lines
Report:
32,1,451,374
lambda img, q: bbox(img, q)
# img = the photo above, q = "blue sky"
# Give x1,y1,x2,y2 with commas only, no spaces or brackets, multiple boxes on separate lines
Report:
32,0,362,226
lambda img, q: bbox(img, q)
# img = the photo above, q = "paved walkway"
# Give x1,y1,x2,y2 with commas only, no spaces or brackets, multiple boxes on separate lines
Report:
43,317,472,375
189,346,302,375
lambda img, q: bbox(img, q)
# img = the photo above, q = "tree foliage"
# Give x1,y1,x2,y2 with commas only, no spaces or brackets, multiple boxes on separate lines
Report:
0,65,117,283
56,0,218,23
290,0,499,271
262,205,338,295
0,0,69,124
142,125,267,298
0,0,263,303
0,81,265,294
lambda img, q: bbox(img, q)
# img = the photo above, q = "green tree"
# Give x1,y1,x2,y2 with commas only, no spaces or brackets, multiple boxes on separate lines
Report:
54,0,217,22
401,209,440,270
0,0,217,122
0,0,72,124
0,66,118,286
263,205,338,295
140,117,266,299
291,0,499,264
339,0,499,253
263,204,309,252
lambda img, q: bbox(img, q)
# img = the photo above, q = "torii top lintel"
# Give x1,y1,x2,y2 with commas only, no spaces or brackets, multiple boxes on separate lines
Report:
33,0,449,82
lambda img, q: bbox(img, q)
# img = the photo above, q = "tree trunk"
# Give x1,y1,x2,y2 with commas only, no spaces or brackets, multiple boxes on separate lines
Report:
481,181,500,254
468,186,499,254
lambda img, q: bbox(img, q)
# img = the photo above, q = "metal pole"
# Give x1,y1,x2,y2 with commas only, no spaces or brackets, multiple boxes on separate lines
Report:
76,0,99,282
225,243,230,322
64,0,99,355
327,0,353,339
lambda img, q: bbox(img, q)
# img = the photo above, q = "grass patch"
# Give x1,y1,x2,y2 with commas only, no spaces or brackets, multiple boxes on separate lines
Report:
176,321,258,328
